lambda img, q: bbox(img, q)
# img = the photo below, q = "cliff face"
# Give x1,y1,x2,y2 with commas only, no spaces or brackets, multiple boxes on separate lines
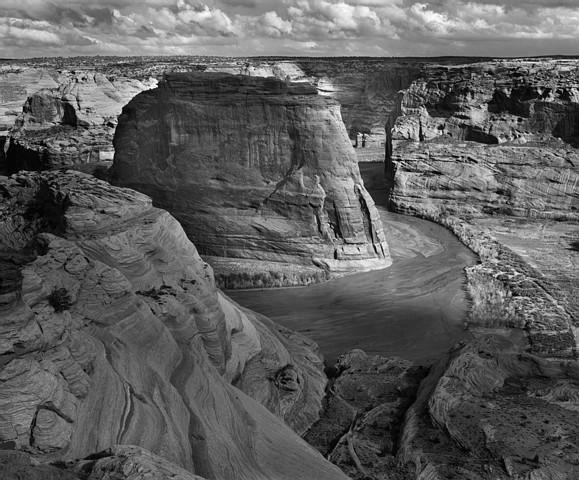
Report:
303,60,422,161
0,170,345,480
1,70,156,174
389,60,579,220
112,73,391,285
202,59,424,161
0,68,60,129
387,59,579,358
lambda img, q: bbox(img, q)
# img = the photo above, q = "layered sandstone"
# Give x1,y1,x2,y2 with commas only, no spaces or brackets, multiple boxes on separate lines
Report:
0,170,346,480
112,73,391,286
202,58,425,161
0,67,60,129
1,70,156,174
388,59,579,357
389,59,579,220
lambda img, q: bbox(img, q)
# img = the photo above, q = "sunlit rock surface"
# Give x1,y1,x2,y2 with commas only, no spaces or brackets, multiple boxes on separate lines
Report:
0,67,60,129
112,72,391,286
389,59,579,220
388,59,579,358
0,170,345,480
400,336,579,480
1,69,156,174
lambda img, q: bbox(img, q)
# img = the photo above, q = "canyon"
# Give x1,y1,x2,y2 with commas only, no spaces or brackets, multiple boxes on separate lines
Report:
0,55,578,480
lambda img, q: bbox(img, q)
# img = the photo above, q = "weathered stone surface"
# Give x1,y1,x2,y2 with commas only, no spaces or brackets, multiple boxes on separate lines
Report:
0,446,207,480
399,336,579,480
0,67,60,129
0,170,345,480
389,59,579,221
112,72,391,285
390,141,578,221
305,350,426,479
1,70,156,174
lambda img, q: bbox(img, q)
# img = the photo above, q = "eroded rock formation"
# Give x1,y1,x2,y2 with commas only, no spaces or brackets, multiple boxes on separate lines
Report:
388,59,579,358
0,170,346,480
1,70,156,174
112,73,391,286
305,350,426,479
389,59,579,219
400,336,579,480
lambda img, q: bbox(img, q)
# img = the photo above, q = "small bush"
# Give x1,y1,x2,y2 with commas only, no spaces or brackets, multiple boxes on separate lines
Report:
48,287,72,313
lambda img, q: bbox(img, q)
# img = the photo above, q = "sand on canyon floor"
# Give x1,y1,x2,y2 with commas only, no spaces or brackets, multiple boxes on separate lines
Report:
229,163,477,365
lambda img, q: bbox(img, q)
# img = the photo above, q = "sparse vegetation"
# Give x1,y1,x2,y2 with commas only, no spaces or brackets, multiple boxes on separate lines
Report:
48,287,72,312
215,268,329,290
466,268,519,327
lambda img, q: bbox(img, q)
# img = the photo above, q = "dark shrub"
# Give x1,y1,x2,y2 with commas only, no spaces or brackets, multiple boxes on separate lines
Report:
48,287,72,312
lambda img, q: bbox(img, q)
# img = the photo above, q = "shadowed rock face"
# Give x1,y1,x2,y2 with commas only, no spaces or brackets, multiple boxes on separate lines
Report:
0,170,346,480
0,446,207,480
112,73,391,285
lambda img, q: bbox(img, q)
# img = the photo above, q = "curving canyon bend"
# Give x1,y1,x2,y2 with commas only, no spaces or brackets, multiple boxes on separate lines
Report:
0,55,578,480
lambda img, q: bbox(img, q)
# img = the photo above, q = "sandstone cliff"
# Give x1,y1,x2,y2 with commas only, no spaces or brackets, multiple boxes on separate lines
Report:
1,70,156,174
112,73,391,286
387,59,579,357
0,170,346,480
389,59,579,220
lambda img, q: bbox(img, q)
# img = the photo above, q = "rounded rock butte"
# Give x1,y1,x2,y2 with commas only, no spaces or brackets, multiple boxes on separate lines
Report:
111,73,391,288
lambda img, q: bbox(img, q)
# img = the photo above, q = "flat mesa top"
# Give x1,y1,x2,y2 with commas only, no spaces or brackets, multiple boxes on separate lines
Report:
160,72,321,99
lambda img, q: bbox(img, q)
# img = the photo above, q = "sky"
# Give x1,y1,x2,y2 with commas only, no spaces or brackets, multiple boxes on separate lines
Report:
0,0,578,58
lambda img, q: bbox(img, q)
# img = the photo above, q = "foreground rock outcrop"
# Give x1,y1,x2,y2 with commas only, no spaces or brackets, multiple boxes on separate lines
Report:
305,350,427,480
112,73,391,286
400,336,579,480
0,170,346,480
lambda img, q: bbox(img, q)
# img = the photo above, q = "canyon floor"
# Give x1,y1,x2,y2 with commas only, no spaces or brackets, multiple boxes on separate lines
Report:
229,162,477,365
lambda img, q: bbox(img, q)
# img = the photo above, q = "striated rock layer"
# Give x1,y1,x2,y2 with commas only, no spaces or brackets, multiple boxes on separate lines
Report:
388,59,579,357
389,59,579,220
0,170,346,480
1,69,156,174
112,73,391,286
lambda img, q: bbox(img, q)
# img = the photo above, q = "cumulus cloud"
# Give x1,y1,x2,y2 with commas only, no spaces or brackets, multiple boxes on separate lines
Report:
0,0,577,57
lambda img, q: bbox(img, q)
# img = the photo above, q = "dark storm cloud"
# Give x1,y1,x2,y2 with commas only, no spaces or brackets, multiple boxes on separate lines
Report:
0,0,577,57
